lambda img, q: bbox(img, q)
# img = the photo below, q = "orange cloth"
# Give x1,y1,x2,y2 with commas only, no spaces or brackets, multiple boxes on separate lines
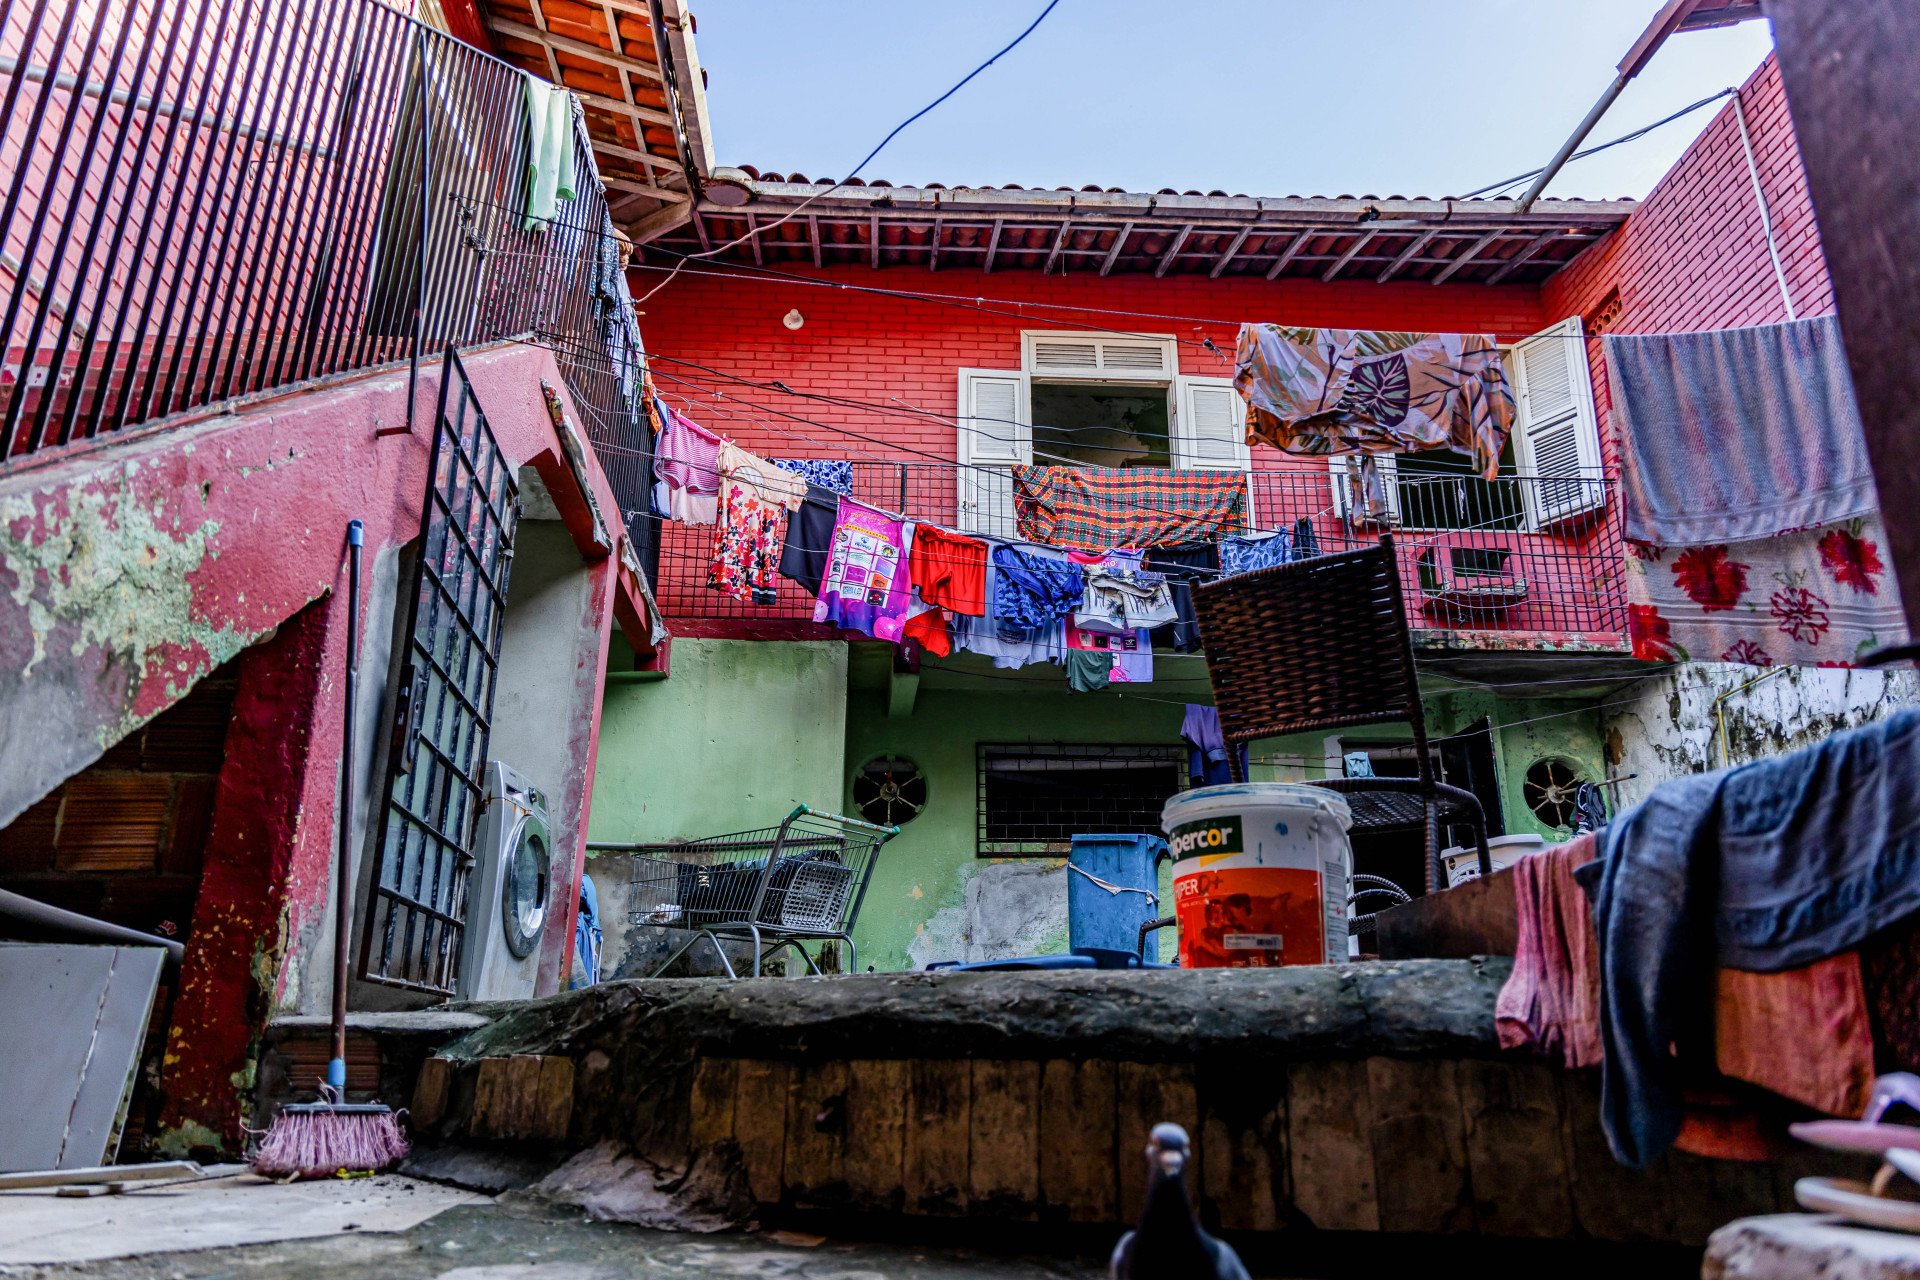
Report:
902,606,952,656
908,526,988,616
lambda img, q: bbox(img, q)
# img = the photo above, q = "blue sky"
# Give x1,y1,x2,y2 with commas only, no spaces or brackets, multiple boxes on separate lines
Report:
688,1,1776,201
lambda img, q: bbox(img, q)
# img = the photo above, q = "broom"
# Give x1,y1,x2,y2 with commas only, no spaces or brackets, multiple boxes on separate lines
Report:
252,520,409,1178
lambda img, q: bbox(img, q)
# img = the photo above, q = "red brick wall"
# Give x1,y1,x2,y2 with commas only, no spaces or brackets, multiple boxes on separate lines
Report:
1544,54,1833,441
632,268,1550,465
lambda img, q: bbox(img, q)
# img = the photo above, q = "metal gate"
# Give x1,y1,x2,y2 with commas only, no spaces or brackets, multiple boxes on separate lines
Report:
359,349,519,994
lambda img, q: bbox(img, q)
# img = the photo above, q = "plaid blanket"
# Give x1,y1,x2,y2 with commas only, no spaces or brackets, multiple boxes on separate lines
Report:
1012,465,1247,552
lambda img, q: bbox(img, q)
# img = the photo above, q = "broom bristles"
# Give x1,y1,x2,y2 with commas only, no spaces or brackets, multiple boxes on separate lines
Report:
250,1107,409,1179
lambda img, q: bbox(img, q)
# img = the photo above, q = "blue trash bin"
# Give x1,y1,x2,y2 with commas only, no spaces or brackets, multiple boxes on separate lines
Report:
1068,833,1167,956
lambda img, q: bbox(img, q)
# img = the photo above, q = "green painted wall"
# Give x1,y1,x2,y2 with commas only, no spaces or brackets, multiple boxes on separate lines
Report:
585,637,848,976
843,663,1187,974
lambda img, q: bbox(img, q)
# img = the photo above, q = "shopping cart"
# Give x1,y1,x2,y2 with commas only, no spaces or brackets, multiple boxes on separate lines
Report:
600,805,897,978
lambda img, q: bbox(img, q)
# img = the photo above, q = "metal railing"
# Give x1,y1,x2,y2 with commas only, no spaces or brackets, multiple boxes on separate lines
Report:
0,0,657,574
654,461,1626,638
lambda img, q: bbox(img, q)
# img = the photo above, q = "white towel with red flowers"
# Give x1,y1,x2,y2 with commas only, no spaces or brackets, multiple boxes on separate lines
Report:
1625,514,1908,668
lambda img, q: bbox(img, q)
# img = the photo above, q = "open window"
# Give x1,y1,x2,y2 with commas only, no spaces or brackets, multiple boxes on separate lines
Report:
1326,318,1602,532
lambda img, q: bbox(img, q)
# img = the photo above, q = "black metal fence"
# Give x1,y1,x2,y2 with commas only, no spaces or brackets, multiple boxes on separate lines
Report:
0,0,656,571
655,461,1626,638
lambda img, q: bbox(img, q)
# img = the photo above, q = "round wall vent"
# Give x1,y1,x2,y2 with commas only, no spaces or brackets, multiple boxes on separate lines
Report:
1523,756,1587,830
853,754,926,827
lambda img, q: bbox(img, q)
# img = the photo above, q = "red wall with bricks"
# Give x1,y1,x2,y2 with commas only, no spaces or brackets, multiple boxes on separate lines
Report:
1544,53,1834,443
633,268,1553,466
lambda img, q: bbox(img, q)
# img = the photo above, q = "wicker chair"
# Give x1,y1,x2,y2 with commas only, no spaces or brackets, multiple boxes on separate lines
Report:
1191,533,1491,894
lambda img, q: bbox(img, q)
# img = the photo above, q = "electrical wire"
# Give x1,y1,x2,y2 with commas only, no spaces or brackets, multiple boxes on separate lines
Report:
632,0,1063,307
1459,89,1739,200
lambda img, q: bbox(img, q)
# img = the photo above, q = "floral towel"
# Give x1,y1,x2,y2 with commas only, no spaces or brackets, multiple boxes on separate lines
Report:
1234,325,1515,480
1626,514,1909,667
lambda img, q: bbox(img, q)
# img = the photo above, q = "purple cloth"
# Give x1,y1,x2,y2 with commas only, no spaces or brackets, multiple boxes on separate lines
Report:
812,500,913,641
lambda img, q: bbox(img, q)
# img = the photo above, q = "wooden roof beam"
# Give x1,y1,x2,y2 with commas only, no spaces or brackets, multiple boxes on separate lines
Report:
1321,229,1378,282
1265,230,1314,280
1209,225,1256,279
1374,228,1439,283
746,211,763,266
1099,222,1134,277
983,219,1005,274
1483,230,1562,285
1430,230,1505,284
928,216,942,271
808,215,823,268
870,213,881,268
524,0,566,84
1043,221,1072,274
572,85,677,130
1153,225,1194,278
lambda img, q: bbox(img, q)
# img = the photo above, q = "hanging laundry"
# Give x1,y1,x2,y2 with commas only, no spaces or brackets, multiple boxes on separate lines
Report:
902,602,953,657
777,484,840,596
655,406,722,525
951,614,1069,669
1180,705,1244,785
1072,548,1178,635
1606,316,1875,546
522,75,577,232
1624,513,1909,668
1496,833,1605,1070
813,499,914,641
909,524,990,617
1292,516,1321,559
1011,465,1248,552
1578,708,1920,1166
1064,646,1114,692
708,444,807,605
1219,527,1296,578
771,457,854,497
1066,622,1151,684
991,544,1084,630
1145,542,1218,654
1233,325,1515,481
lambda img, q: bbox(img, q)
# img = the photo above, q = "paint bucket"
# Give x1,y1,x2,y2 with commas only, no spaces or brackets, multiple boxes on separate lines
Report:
1441,833,1548,888
1160,783,1353,968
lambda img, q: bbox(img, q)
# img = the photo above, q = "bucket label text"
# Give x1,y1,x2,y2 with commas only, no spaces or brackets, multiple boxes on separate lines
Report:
1169,815,1243,860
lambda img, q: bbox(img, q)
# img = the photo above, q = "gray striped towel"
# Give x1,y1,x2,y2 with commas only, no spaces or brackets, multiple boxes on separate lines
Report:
1606,315,1877,546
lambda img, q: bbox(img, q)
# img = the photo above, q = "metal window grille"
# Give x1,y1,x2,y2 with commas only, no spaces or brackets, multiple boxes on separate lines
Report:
976,744,1186,858
358,349,518,995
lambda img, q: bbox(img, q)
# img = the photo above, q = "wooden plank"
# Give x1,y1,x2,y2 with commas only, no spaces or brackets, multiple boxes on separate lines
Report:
1768,0,1920,634
501,1054,545,1140
1375,228,1438,283
411,1056,450,1131
968,1060,1041,1217
1099,222,1134,276
1039,1059,1117,1223
1285,1059,1378,1232
468,1056,511,1140
532,1055,576,1144
1430,230,1505,284
1560,1070,1675,1243
1457,1059,1572,1238
1115,1061,1199,1225
733,1059,790,1206
688,1056,738,1151
843,1059,909,1212
1198,1065,1289,1233
1321,229,1378,282
1374,864,1518,959
1368,1057,1473,1234
783,1060,850,1207
1264,229,1314,280
904,1059,971,1216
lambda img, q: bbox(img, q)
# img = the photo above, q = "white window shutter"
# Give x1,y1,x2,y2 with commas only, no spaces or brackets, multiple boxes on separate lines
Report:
1173,376,1250,471
1021,331,1174,380
1510,317,1603,529
955,368,1030,537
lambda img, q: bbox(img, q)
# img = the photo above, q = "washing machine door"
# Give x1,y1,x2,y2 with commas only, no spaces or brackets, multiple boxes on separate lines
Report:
500,812,551,960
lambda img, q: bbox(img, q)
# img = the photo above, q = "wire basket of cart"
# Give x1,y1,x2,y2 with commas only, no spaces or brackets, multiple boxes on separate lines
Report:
596,805,898,978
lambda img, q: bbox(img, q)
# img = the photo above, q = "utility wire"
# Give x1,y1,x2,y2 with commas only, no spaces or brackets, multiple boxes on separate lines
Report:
1460,89,1739,200
633,0,1063,307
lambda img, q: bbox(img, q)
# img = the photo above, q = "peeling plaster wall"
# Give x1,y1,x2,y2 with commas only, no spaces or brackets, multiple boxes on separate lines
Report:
1602,663,1920,808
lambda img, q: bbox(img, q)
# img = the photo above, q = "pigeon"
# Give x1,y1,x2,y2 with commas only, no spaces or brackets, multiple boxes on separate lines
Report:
1109,1122,1251,1280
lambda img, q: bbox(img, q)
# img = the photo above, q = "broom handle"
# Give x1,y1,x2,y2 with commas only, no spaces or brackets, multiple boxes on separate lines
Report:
331,520,363,1092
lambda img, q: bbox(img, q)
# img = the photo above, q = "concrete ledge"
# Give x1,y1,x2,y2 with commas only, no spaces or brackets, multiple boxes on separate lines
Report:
1707,1214,1920,1280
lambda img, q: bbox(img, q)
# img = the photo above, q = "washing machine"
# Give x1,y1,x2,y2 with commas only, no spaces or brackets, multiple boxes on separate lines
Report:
456,761,552,1001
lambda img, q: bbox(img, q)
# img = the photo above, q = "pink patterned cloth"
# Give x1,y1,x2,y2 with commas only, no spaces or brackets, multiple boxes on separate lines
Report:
657,408,722,525
1496,833,1604,1069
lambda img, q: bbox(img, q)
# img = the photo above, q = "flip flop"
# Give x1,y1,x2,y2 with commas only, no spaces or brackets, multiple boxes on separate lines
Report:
1790,1073,1920,1154
1795,1176,1920,1234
